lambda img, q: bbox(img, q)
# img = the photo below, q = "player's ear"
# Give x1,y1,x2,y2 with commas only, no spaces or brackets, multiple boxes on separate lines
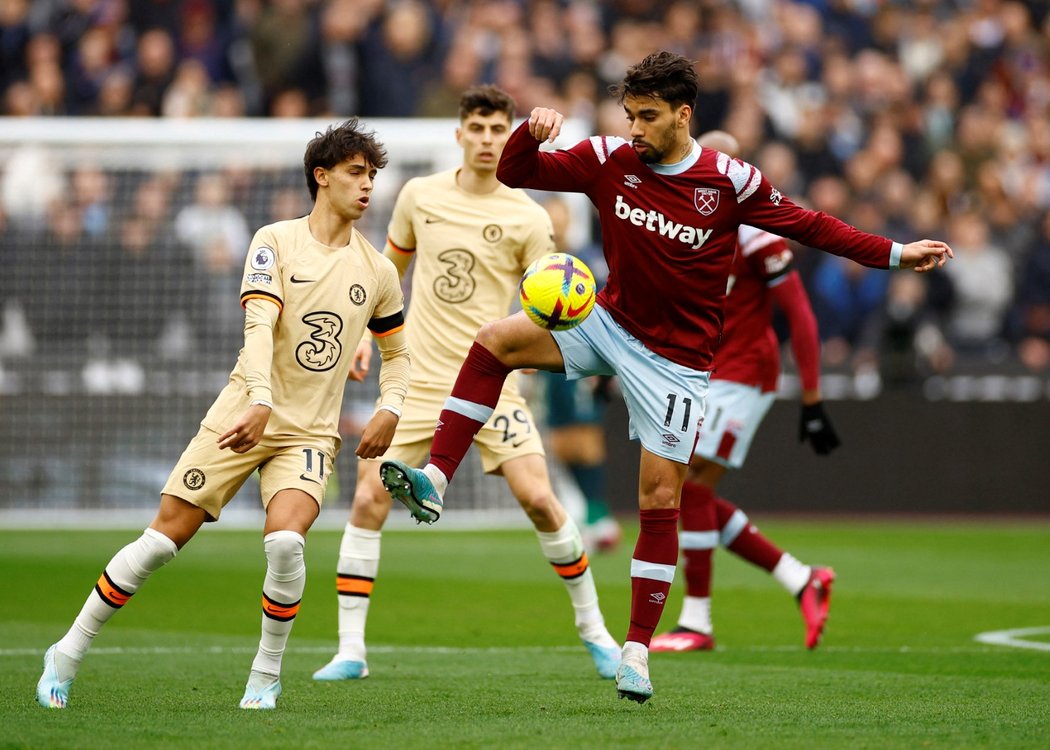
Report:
455,127,463,146
314,166,329,188
677,104,692,129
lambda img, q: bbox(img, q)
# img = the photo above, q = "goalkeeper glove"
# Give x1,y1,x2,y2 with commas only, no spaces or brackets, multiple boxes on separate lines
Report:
799,402,841,455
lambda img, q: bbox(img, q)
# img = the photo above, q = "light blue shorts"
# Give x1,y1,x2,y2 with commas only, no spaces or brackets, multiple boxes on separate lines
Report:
552,304,710,464
693,379,776,469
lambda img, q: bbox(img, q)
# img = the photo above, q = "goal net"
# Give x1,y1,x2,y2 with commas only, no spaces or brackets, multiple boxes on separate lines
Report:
0,117,590,529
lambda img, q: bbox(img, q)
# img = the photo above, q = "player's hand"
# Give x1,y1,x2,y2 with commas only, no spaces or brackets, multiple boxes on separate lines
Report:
218,403,271,453
898,240,953,272
798,402,841,455
347,337,373,382
354,409,399,459
528,107,564,144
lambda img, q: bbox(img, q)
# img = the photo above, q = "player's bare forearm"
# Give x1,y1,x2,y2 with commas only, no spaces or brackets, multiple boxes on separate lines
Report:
347,336,373,382
217,403,271,453
354,409,399,459
898,240,954,272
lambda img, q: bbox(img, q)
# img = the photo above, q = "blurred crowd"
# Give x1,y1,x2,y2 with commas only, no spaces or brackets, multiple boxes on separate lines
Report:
1,0,1050,381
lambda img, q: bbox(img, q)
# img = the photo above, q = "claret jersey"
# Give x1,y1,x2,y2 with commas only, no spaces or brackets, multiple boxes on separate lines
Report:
202,216,404,448
387,169,555,389
497,124,895,371
715,226,794,392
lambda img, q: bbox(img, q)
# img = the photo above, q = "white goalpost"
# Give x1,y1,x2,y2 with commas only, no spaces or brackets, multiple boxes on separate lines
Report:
0,116,591,529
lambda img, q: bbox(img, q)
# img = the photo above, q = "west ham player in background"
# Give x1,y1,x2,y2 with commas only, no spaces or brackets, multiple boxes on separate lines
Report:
379,51,953,703
651,130,841,655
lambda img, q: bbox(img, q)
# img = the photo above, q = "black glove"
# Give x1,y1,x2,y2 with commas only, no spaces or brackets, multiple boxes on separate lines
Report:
799,402,841,455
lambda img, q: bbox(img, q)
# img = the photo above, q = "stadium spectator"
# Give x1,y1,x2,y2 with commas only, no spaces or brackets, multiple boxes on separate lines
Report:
130,27,176,115
1014,211,1050,372
357,0,444,117
248,0,315,115
942,211,1014,360
174,172,252,349
10,201,103,356
101,176,196,358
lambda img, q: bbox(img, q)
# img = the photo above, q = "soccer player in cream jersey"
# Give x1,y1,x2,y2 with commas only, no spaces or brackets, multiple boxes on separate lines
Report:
36,120,409,711
312,86,621,683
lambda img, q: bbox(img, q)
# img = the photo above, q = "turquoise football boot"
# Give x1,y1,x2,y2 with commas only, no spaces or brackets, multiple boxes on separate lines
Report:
380,460,443,524
239,670,282,710
312,658,369,681
36,645,75,709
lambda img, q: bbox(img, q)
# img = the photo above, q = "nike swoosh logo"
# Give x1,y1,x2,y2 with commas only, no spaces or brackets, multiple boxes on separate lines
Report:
290,276,315,284
299,473,320,484
424,216,444,224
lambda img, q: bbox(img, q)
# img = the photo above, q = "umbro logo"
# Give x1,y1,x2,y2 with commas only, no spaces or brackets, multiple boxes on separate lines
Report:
290,275,315,284
661,433,680,446
649,591,666,604
623,174,642,189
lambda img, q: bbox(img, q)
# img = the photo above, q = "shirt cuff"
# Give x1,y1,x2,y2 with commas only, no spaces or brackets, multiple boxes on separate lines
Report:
249,399,273,410
889,241,903,270
378,404,402,418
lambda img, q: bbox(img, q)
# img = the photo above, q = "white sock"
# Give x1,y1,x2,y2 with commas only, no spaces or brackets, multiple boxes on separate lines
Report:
422,464,448,497
335,523,380,662
623,640,648,657
535,517,616,648
56,528,178,670
772,553,811,596
678,596,713,635
251,530,305,677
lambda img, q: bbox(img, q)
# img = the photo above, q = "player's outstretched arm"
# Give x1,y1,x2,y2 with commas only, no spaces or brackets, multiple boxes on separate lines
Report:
898,240,953,272
528,107,564,143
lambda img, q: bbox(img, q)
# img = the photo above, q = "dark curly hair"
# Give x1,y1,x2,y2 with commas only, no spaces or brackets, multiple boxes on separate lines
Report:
458,84,516,122
304,118,388,202
609,51,700,111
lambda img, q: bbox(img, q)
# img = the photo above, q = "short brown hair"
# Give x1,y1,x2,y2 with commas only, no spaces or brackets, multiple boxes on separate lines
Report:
458,84,515,122
609,51,699,111
303,118,388,202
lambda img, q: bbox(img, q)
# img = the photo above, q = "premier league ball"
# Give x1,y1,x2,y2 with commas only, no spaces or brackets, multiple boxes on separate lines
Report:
519,253,596,331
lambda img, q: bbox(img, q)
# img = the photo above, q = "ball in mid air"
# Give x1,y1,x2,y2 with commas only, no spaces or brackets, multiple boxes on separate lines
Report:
519,252,596,331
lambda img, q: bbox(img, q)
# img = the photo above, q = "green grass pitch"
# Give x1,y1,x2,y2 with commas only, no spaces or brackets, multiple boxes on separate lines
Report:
2,520,1049,749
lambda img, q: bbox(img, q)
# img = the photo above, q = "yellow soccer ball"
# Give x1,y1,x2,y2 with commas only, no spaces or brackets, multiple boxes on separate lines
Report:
519,253,597,331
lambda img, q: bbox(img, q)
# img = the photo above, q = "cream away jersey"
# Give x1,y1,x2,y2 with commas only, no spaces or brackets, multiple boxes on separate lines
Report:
202,216,404,447
387,169,555,388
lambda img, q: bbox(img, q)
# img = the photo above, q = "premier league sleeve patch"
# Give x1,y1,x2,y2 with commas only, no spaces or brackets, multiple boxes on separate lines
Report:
250,246,276,270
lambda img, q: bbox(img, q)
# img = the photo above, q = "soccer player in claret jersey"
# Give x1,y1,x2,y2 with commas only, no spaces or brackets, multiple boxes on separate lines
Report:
312,86,621,684
379,51,952,703
650,130,841,655
36,120,410,710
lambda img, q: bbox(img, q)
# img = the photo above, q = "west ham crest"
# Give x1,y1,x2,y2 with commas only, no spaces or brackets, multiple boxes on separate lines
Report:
694,188,719,216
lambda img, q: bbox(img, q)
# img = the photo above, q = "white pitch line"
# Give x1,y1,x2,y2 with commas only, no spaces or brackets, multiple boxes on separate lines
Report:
0,643,1011,658
974,626,1050,652
0,645,582,658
